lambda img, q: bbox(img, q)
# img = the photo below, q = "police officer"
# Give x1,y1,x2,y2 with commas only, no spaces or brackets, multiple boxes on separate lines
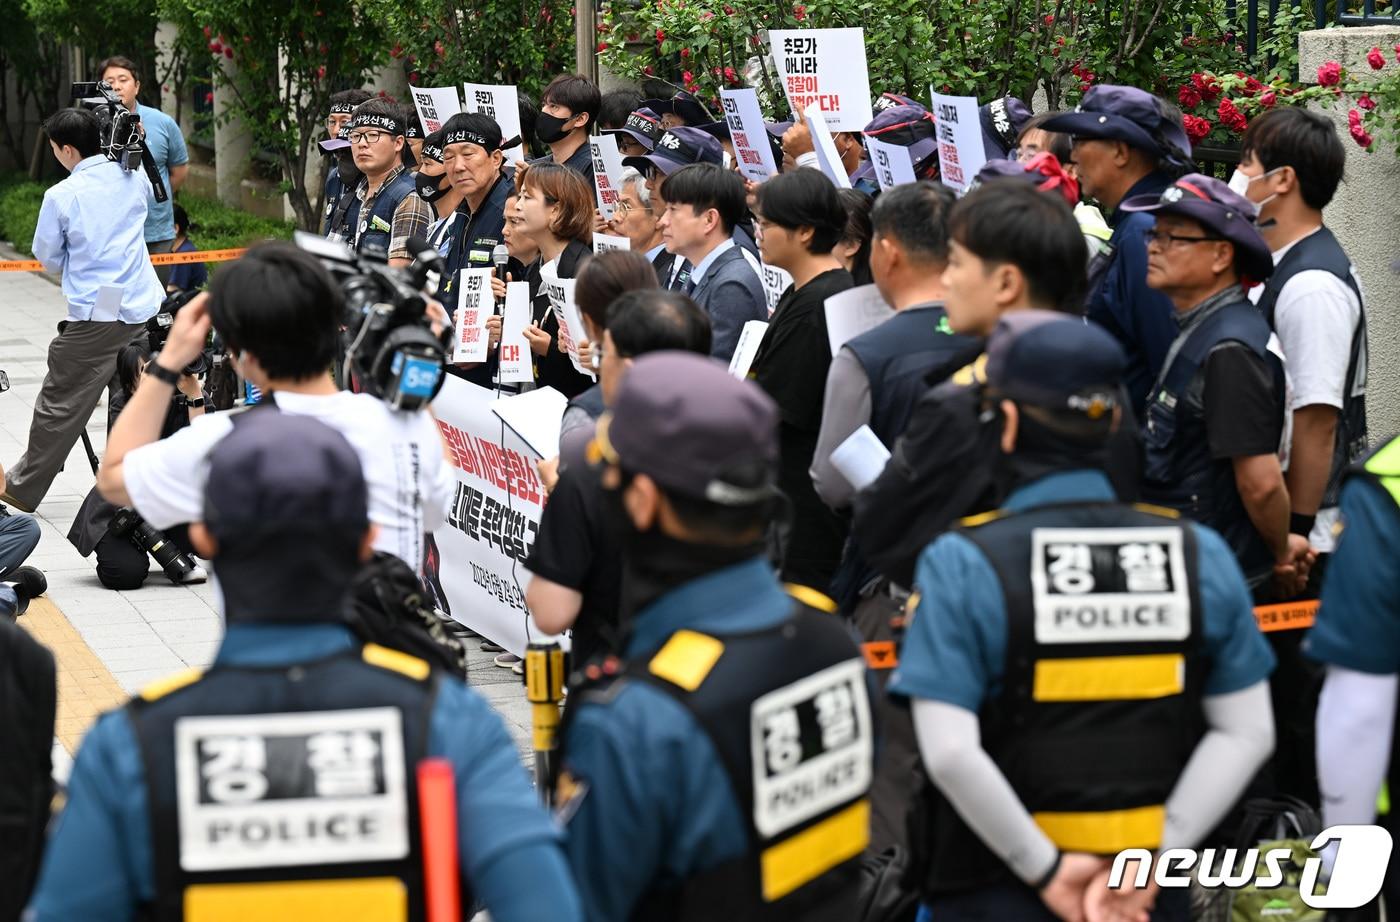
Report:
1041,86,1193,412
891,312,1276,922
557,352,876,921
27,411,582,922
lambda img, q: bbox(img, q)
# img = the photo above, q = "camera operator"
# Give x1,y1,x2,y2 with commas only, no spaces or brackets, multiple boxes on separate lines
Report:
69,343,206,589
96,242,454,578
1,108,163,514
98,55,189,287
345,99,432,266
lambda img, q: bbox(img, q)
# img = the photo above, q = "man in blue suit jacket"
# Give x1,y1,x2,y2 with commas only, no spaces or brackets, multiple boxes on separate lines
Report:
657,163,767,361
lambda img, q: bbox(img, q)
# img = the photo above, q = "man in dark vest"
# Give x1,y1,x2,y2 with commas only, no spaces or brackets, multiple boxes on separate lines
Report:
891,311,1276,922
320,88,371,237
557,352,875,921
25,411,581,922
345,99,431,266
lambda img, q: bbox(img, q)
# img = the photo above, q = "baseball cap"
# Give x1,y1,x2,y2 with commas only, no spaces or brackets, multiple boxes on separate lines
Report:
872,92,923,114
318,124,353,153
1040,85,1192,166
1120,173,1274,281
622,126,724,176
642,90,712,126
985,311,1127,419
980,96,1033,160
605,107,665,151
203,410,369,543
594,352,779,506
863,104,939,178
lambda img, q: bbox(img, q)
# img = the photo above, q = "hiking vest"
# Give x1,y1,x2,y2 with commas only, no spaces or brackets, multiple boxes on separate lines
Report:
561,593,873,921
355,170,418,256
919,501,1206,893
1253,226,1368,509
1141,299,1285,582
126,643,456,922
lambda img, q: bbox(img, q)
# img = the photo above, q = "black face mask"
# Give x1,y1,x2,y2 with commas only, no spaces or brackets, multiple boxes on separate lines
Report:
335,153,362,188
416,171,450,203
536,112,576,145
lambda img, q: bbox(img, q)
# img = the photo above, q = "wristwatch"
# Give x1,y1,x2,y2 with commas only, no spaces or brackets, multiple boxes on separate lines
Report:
176,395,206,409
146,362,181,386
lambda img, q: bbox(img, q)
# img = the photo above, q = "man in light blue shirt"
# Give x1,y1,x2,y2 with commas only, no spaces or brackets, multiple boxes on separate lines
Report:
1,108,162,513
100,55,189,284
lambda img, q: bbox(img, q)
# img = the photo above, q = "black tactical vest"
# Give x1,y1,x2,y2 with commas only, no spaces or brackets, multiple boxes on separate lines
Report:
126,643,454,922
355,170,418,256
918,501,1206,894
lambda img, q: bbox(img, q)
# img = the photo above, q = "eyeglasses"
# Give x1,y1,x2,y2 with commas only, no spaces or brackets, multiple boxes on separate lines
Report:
348,130,388,145
614,199,650,216
1143,228,1226,248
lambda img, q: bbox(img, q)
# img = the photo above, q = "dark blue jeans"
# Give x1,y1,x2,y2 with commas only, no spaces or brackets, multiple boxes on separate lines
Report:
0,512,41,615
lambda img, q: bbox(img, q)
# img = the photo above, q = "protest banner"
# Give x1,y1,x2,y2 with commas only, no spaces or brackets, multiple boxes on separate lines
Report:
930,91,986,194
429,375,563,655
497,282,534,385
729,320,769,379
452,269,493,363
865,136,918,192
492,387,568,459
593,233,630,253
769,28,873,131
589,134,626,221
544,277,596,380
804,103,852,190
462,82,525,164
410,86,463,134
760,263,794,316
824,284,894,355
720,88,779,182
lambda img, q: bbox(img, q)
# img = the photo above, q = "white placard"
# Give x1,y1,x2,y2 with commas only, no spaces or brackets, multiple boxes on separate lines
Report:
930,91,986,194
544,277,596,380
589,134,626,221
769,28,873,131
452,269,493,363
720,88,779,182
462,82,524,164
427,376,565,655
410,86,463,135
728,320,769,378
491,386,568,460
830,425,891,493
497,281,533,384
760,263,793,316
866,136,918,191
804,102,851,189
593,233,631,254
93,285,123,323
824,283,894,355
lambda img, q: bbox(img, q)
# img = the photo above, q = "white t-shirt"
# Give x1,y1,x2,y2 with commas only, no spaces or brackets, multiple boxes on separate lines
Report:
1249,228,1365,551
122,391,454,569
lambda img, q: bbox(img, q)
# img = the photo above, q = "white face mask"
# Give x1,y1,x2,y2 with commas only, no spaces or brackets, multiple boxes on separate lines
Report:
722,149,734,171
1228,167,1282,210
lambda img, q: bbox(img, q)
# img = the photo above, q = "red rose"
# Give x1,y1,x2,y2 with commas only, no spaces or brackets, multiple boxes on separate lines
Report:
682,70,694,83
596,40,608,52
1183,114,1211,143
656,28,665,43
202,25,211,37
435,40,446,57
700,10,714,20
1348,111,1373,147
208,40,221,53
724,66,738,83
1178,83,1202,108
643,65,655,75
1043,13,1054,23
204,91,214,104
1395,42,1400,62
1259,91,1277,107
724,3,735,12
794,4,807,19
409,71,419,83
390,43,403,58
1317,60,1342,86
680,47,690,58
1358,93,1376,110
1367,46,1385,69
1217,98,1247,133
316,65,326,79
224,47,234,59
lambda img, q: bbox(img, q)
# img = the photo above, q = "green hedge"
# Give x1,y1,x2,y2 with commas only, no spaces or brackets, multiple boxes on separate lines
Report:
0,171,294,258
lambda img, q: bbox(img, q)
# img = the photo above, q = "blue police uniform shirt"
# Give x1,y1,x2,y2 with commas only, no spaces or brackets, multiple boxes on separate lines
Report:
136,104,189,243
26,623,580,922
560,556,792,922
1306,479,1400,675
889,469,1276,710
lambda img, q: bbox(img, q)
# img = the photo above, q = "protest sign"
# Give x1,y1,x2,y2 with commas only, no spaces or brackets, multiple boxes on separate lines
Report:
593,233,630,254
824,284,894,355
865,136,918,192
452,269,493,363
760,263,794,316
462,82,524,164
830,425,891,492
497,282,533,385
720,88,779,182
429,376,563,655
930,91,986,194
410,86,462,134
804,103,851,189
491,387,568,460
729,320,769,379
589,134,626,221
544,277,596,380
769,28,873,131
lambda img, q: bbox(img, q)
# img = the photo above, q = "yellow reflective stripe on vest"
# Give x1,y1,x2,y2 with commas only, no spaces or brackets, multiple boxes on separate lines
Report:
785,583,838,613
139,667,204,702
1032,654,1184,702
648,629,725,691
1033,804,1165,853
759,799,870,901
185,877,407,922
1364,437,1400,507
362,643,430,681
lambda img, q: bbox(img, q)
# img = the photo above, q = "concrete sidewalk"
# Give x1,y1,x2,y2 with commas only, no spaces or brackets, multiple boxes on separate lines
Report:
0,250,532,761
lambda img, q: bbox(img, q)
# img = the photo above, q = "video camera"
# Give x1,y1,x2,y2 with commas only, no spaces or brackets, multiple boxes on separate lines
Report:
69,79,168,202
293,231,450,411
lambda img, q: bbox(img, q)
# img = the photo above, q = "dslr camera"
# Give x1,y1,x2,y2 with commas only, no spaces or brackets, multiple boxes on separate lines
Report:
145,290,239,411
70,79,167,202
294,231,450,411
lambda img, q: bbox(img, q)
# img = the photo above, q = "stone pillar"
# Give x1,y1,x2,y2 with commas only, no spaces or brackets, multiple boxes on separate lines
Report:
154,20,182,123
371,63,408,103
1298,25,1400,440
212,58,250,208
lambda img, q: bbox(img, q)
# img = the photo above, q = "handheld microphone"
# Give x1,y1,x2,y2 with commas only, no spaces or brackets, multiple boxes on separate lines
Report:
492,243,510,313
